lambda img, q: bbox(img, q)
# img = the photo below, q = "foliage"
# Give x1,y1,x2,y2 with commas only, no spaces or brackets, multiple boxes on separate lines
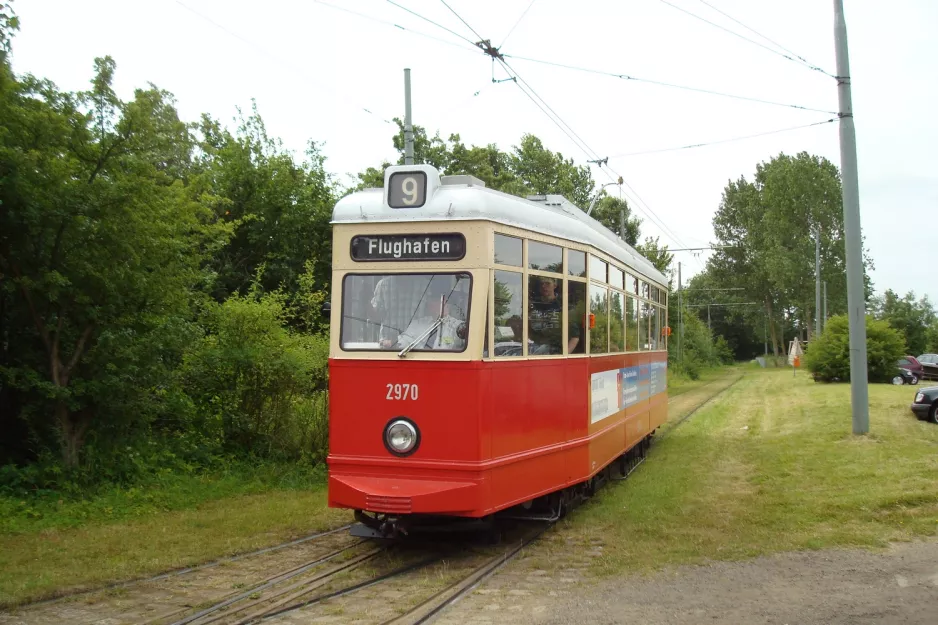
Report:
358,119,598,211
667,292,727,379
640,236,674,279
181,290,329,460
706,152,875,357
870,289,935,356
0,52,227,467
804,314,906,383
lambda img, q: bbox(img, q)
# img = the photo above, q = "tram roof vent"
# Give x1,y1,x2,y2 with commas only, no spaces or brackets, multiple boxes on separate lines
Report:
440,174,486,188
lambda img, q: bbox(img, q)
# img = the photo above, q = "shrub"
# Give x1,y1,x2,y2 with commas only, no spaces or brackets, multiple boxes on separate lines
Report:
804,314,906,383
182,292,330,459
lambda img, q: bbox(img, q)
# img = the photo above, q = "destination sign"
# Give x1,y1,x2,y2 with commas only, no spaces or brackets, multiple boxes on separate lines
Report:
350,234,466,262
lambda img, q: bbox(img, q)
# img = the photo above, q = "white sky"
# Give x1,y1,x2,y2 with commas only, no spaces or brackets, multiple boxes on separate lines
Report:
10,0,937,303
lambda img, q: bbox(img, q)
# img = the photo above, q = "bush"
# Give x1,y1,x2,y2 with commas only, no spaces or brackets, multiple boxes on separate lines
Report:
182,292,330,459
804,314,906,383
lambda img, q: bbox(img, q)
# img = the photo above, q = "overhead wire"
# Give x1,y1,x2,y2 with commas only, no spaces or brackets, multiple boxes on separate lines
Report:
658,0,836,79
502,54,836,114
608,118,836,159
385,0,477,46
500,0,537,48
439,0,486,42
312,0,478,52
174,1,399,126
695,0,835,78
494,58,690,249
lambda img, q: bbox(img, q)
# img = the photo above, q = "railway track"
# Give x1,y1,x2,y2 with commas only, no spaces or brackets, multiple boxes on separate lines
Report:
4,375,742,625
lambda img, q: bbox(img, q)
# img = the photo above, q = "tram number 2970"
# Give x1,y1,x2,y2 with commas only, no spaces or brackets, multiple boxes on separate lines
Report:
386,383,419,401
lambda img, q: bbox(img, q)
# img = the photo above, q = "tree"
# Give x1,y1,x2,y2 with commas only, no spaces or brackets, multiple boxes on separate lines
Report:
871,289,935,355
0,54,225,467
194,105,336,304
707,152,875,356
639,236,674,278
590,196,641,246
355,122,597,211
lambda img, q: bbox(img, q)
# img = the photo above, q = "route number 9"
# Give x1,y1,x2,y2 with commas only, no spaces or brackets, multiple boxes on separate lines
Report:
387,383,419,400
388,171,427,208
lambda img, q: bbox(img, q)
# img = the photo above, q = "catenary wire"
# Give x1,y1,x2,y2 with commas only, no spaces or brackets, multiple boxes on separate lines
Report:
695,0,836,77
439,0,486,42
608,118,836,159
501,0,537,48
502,54,836,114
385,0,477,46
175,1,399,126
657,0,836,78
312,0,478,52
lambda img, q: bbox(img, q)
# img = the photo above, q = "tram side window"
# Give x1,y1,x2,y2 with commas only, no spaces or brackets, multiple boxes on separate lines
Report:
568,250,587,278
493,270,523,357
610,290,625,352
625,295,638,352
567,282,586,354
609,266,624,290
528,275,564,355
494,233,523,267
629,274,639,295
639,301,649,350
529,241,563,273
589,284,609,354
651,304,661,350
590,256,608,283
657,306,666,350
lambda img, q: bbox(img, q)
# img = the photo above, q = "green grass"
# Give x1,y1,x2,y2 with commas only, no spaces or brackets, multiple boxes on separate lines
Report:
543,368,938,574
0,464,350,607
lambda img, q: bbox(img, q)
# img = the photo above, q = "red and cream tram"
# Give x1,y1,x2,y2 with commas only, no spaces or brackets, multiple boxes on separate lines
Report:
326,164,669,535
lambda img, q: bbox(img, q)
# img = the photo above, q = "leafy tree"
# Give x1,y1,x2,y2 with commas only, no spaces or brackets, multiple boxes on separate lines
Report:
194,105,336,303
870,289,935,356
640,236,674,278
805,315,906,383
708,152,875,356
356,121,597,210
590,196,641,246
0,54,225,466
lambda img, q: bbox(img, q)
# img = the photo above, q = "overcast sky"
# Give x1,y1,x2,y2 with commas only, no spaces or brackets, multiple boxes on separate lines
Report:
10,0,937,302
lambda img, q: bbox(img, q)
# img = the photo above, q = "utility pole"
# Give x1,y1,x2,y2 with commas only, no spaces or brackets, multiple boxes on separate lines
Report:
677,262,683,365
834,0,869,434
404,68,414,165
707,304,711,333
815,226,821,340
619,208,624,240
763,313,768,359
823,281,828,332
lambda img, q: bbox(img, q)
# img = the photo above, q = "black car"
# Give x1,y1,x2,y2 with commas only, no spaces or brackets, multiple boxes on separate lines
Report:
910,385,938,423
915,354,938,380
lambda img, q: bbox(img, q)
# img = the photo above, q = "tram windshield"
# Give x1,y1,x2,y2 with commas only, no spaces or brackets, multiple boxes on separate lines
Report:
341,273,472,352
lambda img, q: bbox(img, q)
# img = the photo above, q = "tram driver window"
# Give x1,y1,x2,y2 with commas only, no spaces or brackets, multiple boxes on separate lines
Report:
341,273,471,352
528,276,564,355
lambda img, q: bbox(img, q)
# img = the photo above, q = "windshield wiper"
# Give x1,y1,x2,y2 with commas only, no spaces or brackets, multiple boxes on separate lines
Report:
399,294,445,358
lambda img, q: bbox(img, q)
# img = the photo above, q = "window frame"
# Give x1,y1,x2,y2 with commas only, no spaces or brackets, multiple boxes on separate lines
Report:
340,271,473,353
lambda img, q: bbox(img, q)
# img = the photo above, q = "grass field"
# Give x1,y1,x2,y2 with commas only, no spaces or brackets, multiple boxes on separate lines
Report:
0,469,349,607
546,367,938,574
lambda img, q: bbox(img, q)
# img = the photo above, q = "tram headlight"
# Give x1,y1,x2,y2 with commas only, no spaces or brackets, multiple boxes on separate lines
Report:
384,418,419,456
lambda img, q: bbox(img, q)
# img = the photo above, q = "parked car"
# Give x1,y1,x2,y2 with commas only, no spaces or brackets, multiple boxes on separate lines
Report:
915,354,938,380
898,356,925,382
893,367,919,385
910,385,938,423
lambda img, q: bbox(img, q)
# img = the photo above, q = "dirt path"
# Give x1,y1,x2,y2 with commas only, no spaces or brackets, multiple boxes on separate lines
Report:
432,539,938,625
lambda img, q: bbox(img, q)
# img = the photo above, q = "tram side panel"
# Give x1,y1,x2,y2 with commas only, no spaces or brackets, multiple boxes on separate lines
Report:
481,358,588,512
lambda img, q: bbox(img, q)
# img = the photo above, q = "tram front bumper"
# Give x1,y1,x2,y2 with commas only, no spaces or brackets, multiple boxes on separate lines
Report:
329,473,484,516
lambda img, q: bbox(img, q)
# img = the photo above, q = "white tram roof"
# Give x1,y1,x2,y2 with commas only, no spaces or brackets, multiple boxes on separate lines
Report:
333,164,669,287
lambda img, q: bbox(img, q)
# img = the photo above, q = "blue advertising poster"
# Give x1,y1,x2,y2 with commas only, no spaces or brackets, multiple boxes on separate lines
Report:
589,361,668,423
